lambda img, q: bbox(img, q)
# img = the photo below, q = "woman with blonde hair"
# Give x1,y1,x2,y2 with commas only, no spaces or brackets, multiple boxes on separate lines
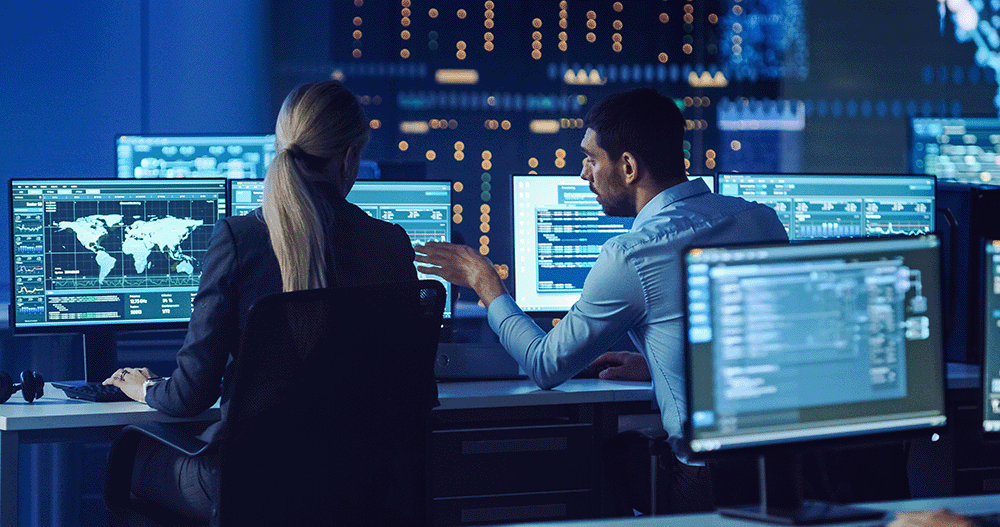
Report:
104,80,416,522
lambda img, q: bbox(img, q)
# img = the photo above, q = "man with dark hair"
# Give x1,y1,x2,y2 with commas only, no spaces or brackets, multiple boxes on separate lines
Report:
416,87,787,512
582,87,687,184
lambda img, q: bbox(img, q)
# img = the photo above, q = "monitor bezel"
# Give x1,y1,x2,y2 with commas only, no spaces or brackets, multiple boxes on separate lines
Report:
682,234,948,460
9,177,228,336
115,132,277,180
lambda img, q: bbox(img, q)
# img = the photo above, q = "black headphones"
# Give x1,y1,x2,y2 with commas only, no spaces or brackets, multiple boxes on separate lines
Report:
0,371,44,403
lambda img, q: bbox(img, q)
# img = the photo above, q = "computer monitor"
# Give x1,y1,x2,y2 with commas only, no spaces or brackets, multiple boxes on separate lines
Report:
228,180,265,217
511,174,635,314
982,240,1000,432
10,178,227,381
228,179,453,318
116,134,277,179
717,173,936,240
936,182,1000,364
910,117,1000,185
685,235,946,523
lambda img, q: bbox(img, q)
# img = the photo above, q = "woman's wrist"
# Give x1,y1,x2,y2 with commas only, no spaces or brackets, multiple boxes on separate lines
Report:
141,377,165,403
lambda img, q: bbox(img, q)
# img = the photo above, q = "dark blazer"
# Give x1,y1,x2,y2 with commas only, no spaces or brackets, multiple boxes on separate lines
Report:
145,192,418,442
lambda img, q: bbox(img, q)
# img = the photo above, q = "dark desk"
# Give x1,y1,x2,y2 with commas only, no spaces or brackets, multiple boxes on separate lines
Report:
0,379,654,527
501,493,1000,526
0,387,220,527
432,379,655,525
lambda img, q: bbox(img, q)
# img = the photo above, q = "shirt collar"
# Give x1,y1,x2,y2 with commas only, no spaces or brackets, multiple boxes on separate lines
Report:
631,178,711,231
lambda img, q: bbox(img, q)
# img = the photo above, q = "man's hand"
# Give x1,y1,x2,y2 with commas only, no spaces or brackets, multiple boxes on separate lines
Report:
587,351,651,381
414,241,508,307
887,510,977,527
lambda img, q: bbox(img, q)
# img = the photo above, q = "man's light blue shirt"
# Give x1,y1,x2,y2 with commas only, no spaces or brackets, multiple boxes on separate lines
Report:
487,178,788,460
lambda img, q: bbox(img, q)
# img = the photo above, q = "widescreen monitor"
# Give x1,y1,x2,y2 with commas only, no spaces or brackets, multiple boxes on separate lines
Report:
910,117,1000,185
510,174,713,313
10,178,227,380
228,179,453,318
983,240,1000,432
717,173,935,240
117,134,277,179
511,174,634,313
684,235,946,522
685,234,946,452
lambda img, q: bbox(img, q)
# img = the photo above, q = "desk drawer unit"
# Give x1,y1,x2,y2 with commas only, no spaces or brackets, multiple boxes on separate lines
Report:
431,490,592,526
430,422,595,524
431,422,593,496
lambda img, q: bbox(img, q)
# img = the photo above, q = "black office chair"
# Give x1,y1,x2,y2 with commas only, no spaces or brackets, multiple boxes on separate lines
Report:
104,279,446,527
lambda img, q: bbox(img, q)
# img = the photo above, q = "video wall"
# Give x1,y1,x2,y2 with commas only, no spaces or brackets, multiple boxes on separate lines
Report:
266,0,998,289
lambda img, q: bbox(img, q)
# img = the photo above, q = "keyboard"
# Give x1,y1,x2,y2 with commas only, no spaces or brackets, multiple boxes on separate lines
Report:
57,382,133,402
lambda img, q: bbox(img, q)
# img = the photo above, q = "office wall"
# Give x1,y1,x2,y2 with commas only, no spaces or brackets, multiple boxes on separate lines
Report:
0,2,142,300
0,0,271,298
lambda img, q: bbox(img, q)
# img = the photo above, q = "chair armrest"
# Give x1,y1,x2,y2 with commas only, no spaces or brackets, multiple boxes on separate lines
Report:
105,421,214,516
124,421,212,457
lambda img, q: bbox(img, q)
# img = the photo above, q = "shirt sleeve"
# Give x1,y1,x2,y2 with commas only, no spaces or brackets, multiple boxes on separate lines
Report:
146,220,237,416
488,241,645,389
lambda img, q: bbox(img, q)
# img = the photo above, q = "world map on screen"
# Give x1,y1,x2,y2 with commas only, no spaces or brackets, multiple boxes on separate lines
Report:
56,215,204,284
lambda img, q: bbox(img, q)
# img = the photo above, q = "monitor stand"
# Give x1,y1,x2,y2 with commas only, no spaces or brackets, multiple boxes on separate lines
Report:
82,328,118,383
717,454,885,525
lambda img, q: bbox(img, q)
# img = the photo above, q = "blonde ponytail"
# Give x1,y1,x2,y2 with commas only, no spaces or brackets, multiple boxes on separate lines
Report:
262,81,369,292
262,149,327,291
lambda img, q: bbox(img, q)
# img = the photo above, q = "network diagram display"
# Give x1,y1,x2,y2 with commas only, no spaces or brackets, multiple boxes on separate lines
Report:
228,179,453,317
983,241,1000,432
685,235,946,454
117,134,277,179
718,173,935,240
10,178,227,330
910,118,1000,186
511,174,635,313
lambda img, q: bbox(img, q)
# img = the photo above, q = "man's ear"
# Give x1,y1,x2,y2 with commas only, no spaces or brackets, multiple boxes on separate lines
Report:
619,151,641,185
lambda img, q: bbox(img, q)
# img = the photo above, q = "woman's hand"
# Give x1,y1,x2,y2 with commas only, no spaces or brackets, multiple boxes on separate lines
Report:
103,367,158,403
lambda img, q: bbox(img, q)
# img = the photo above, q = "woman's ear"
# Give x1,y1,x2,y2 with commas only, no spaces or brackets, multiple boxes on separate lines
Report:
342,144,359,179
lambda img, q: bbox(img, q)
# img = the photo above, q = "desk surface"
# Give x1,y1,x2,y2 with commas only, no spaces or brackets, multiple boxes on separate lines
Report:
0,364,969,430
435,378,654,410
0,385,220,432
500,494,1000,526
0,379,654,431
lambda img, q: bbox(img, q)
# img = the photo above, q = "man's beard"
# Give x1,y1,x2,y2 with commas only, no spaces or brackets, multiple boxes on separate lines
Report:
597,181,634,217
